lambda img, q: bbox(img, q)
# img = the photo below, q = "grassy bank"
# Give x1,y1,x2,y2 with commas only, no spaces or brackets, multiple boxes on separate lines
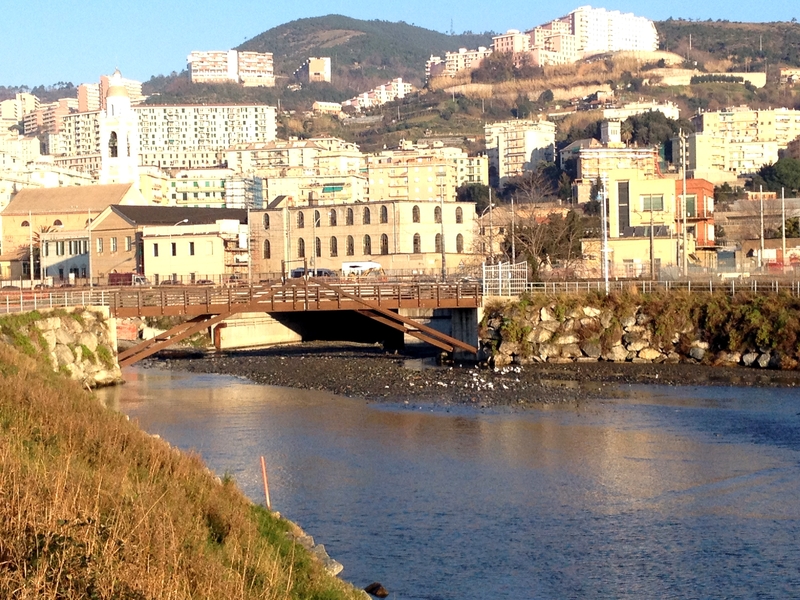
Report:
0,339,361,599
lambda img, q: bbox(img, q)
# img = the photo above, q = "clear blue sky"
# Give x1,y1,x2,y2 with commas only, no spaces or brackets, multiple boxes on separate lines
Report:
2,0,796,87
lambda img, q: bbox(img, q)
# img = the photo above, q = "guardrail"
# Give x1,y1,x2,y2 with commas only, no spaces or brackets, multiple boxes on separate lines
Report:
0,289,112,315
525,279,800,296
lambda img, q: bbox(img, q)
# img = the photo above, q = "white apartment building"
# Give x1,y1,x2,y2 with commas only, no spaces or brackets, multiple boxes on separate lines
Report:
485,120,556,182
570,6,658,55
603,101,680,121
56,103,277,172
77,75,144,113
188,50,275,87
342,79,413,110
426,47,492,80
0,93,39,123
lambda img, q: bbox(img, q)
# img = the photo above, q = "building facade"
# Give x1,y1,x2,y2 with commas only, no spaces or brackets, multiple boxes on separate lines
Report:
188,50,275,87
485,120,556,182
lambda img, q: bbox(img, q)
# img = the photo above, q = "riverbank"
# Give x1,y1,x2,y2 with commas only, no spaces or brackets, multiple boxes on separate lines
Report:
143,341,800,408
0,340,362,599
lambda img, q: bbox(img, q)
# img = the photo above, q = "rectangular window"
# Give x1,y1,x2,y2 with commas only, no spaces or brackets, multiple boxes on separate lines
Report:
82,240,89,254
642,195,664,211
171,242,177,256
684,195,697,218
110,237,117,252
96,238,103,253
153,243,159,257
56,241,65,256
43,242,49,257
125,236,132,252
189,242,195,256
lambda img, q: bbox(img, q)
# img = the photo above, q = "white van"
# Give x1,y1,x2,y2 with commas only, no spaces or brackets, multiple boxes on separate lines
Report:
341,261,383,278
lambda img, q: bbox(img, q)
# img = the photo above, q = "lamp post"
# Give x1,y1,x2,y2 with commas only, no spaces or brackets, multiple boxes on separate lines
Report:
438,169,447,282
600,173,609,294
28,211,34,286
480,201,496,264
87,211,93,289
170,218,188,283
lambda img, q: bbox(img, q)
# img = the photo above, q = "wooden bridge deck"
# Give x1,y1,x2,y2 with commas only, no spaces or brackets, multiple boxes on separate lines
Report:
110,281,482,318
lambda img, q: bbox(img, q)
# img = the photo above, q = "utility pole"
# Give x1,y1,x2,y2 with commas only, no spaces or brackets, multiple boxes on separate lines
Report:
681,130,688,277
247,203,252,285
28,210,34,286
488,188,494,264
600,173,609,294
439,171,447,282
782,187,787,273
510,194,516,264
759,185,765,270
87,210,93,290
649,204,655,280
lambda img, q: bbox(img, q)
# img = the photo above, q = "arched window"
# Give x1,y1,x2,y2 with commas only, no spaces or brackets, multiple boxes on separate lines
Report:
455,207,463,224
363,235,372,255
21,220,29,227
412,205,420,223
413,233,421,254
109,131,118,158
330,236,338,257
435,233,442,253
346,207,354,226
363,207,371,225
53,219,63,227
297,238,305,258
263,239,271,259
434,205,442,224
263,213,270,230
315,237,321,258
456,234,464,253
380,233,389,255
346,235,354,256
380,205,388,224
314,210,321,227
297,211,305,229
329,209,337,227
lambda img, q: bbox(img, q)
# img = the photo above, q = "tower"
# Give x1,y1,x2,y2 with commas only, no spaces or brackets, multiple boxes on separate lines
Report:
99,70,140,187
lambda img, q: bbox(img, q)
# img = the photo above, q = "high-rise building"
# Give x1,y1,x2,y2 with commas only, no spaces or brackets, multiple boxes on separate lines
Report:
188,50,275,87
485,120,556,181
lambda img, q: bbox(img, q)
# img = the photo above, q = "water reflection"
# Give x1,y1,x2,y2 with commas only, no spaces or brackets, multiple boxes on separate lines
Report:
98,369,800,599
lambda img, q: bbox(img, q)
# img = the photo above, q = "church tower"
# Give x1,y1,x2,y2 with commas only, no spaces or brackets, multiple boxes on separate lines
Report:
99,70,140,187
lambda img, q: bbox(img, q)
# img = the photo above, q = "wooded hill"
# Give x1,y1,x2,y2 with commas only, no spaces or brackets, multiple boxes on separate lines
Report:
238,15,494,88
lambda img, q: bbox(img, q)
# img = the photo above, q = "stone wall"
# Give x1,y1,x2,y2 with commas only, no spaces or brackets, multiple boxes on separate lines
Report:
33,307,123,387
482,297,785,370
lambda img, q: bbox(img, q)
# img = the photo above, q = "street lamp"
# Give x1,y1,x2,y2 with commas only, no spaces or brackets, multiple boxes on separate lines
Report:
479,201,496,264
169,219,189,282
437,169,447,282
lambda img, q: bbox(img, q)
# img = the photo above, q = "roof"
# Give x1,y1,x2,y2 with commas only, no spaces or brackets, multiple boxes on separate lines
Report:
2,184,136,216
109,205,248,226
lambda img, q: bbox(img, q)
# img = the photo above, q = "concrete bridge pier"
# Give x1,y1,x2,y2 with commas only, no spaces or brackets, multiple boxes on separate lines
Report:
398,307,481,361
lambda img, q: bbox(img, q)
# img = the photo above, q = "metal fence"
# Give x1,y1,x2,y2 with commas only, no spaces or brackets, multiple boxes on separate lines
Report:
0,289,112,315
526,278,800,296
482,262,529,297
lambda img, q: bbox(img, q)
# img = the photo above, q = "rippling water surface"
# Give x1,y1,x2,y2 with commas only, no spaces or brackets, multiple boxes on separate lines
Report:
98,369,800,599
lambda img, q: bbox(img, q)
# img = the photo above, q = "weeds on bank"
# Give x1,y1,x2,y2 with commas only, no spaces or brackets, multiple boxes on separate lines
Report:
0,342,360,600
484,290,800,364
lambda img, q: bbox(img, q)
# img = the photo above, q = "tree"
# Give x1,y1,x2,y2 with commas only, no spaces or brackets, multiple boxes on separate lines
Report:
750,158,800,195
456,183,491,212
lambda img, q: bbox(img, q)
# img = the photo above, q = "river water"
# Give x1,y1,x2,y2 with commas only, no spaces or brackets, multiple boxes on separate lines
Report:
98,368,800,599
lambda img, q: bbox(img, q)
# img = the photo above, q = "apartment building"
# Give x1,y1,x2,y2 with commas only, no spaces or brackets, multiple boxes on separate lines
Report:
77,75,143,112
484,120,556,182
226,137,363,176
22,98,77,136
262,172,368,206
342,79,413,110
294,57,332,83
602,101,680,121
370,143,488,190
57,103,278,172
0,93,39,124
492,30,531,54
427,47,493,80
693,107,800,149
188,50,275,87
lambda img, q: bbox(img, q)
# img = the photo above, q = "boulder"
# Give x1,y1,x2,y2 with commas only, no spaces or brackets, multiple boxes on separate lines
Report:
636,313,652,325
620,315,636,330
665,352,682,364
583,306,601,318
602,344,628,362
579,317,597,328
638,347,662,361
562,318,575,332
540,307,555,322
689,347,706,361
539,343,560,359
34,317,61,331
41,329,57,352
554,334,580,346
757,353,771,369
561,343,583,358
742,352,759,367
539,319,561,333
78,331,98,353
55,328,75,346
364,582,389,598
600,312,614,328
691,340,710,350
533,328,554,343
580,340,602,358
54,344,75,366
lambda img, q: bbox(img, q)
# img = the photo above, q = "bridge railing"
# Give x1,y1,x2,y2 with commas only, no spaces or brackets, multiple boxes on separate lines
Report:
525,279,800,296
0,289,112,315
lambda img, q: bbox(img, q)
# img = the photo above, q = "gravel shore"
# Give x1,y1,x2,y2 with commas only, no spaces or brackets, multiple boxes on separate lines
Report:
140,342,800,409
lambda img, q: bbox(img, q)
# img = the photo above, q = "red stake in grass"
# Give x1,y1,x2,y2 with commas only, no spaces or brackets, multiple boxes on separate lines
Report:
260,455,272,511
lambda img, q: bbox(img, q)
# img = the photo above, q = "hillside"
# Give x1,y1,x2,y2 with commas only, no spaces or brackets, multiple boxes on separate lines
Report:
238,15,494,87
656,19,800,71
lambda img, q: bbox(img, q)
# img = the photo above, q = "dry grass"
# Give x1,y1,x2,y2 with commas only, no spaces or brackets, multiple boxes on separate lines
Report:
0,343,360,600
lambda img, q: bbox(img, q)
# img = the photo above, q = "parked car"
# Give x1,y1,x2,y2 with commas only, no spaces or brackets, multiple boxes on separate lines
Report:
195,279,215,285
290,267,336,279
159,279,182,286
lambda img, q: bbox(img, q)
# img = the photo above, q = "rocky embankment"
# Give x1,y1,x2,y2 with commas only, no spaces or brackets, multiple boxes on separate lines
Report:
0,308,122,388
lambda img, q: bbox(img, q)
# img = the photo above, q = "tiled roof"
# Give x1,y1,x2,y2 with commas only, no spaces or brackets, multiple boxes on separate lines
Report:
110,205,248,226
2,184,134,215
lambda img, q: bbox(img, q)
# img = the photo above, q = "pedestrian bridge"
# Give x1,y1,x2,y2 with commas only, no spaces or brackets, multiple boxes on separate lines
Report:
113,280,481,366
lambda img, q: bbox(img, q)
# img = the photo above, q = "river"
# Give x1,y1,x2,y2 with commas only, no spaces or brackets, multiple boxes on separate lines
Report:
98,367,800,599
